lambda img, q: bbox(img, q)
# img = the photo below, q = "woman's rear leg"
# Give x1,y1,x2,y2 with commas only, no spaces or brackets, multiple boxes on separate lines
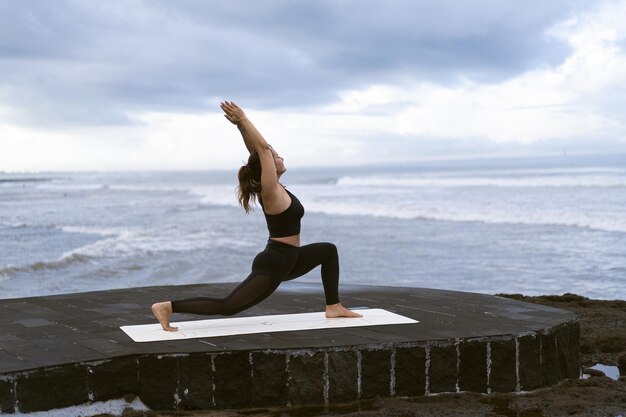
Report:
152,273,279,331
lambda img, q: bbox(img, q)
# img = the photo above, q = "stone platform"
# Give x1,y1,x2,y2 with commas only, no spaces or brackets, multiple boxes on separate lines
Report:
0,283,579,413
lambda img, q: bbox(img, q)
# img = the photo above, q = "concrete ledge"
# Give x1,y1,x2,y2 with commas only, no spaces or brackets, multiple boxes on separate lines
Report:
0,283,580,412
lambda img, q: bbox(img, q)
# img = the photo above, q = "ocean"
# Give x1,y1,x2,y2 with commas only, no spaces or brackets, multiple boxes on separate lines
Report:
1,153,625,301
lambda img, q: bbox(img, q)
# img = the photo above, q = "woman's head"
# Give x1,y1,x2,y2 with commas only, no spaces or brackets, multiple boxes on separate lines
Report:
237,151,262,213
270,146,286,176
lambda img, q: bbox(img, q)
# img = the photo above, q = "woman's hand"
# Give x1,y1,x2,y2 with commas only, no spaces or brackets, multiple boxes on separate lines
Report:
220,101,247,125
224,100,271,155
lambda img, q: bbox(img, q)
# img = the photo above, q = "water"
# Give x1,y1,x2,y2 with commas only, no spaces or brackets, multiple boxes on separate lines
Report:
6,396,149,417
589,364,621,380
1,153,625,301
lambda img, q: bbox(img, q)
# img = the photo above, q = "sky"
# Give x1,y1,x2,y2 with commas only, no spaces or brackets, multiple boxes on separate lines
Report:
1,0,625,172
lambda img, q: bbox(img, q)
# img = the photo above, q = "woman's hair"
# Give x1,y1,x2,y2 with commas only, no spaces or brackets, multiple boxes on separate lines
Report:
237,151,262,213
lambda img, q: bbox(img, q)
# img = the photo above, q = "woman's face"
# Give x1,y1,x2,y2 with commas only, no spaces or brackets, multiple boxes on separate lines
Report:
270,147,286,176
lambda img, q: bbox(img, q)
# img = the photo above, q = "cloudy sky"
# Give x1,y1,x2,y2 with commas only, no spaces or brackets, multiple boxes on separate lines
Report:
1,0,625,171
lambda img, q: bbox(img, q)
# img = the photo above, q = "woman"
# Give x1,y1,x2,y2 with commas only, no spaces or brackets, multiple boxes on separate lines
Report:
151,101,362,332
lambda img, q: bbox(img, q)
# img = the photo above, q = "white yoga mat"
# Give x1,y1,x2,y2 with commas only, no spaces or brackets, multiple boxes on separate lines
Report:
120,308,418,342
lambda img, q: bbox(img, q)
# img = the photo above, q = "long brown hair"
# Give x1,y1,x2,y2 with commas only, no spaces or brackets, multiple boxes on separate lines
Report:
237,151,262,213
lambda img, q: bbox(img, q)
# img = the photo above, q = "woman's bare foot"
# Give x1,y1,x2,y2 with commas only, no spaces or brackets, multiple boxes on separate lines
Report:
325,303,363,318
151,302,178,332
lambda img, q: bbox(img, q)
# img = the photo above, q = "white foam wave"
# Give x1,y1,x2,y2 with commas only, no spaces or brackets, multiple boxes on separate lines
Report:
0,253,93,276
337,173,626,188
184,180,626,233
1,223,256,276
190,185,239,207
58,225,255,261
58,225,121,237
0,221,28,229
1,227,127,276
108,184,187,192
419,166,625,176
109,183,241,208
303,199,626,233
36,183,108,191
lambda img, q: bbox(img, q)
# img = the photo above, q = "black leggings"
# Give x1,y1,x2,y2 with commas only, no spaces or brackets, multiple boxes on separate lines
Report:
171,239,340,316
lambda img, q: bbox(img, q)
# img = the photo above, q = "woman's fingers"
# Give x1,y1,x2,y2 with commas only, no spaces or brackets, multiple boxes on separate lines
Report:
221,101,235,109
221,105,238,118
220,101,240,112
220,101,245,125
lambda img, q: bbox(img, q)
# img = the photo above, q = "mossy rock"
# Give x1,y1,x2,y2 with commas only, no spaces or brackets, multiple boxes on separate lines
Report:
597,336,626,353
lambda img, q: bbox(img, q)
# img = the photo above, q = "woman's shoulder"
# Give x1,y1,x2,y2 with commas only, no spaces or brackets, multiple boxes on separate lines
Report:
260,185,294,213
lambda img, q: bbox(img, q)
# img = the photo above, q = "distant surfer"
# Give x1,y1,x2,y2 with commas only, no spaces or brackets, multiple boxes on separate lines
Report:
151,101,362,331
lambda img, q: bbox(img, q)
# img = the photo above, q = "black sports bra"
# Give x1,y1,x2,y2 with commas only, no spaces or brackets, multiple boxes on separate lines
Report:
258,189,305,238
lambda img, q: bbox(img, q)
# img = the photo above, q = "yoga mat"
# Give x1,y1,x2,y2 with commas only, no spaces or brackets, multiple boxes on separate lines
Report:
120,308,418,342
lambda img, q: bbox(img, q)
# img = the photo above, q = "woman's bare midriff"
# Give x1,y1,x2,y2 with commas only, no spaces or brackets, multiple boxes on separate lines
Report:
270,235,300,247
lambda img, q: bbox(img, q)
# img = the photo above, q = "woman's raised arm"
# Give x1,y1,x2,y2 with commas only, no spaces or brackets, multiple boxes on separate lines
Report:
221,101,280,196
220,101,270,154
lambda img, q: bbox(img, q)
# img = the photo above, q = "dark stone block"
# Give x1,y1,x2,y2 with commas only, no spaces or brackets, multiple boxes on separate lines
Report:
568,322,580,379
251,352,287,407
518,334,541,390
394,346,426,397
138,355,178,411
555,325,573,380
459,340,487,393
287,351,324,406
429,343,457,393
0,378,14,414
178,353,213,410
489,340,516,392
214,351,251,409
16,365,88,413
327,350,358,404
88,356,138,402
361,349,391,399
540,332,558,386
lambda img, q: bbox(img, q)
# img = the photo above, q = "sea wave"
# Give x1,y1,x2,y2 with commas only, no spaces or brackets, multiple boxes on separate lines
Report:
0,253,92,276
36,183,110,191
58,225,122,237
57,225,255,261
0,177,51,183
0,225,255,277
108,183,239,206
108,184,188,192
191,185,240,207
303,200,626,233
336,174,626,188
0,221,28,229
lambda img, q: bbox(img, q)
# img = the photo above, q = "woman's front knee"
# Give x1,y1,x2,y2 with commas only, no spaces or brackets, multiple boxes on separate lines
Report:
322,242,338,257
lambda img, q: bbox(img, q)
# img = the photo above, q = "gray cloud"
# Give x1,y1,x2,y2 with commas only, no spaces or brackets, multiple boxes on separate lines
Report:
0,0,591,126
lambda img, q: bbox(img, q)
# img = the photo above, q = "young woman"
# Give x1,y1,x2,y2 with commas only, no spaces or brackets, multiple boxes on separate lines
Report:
151,101,362,331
